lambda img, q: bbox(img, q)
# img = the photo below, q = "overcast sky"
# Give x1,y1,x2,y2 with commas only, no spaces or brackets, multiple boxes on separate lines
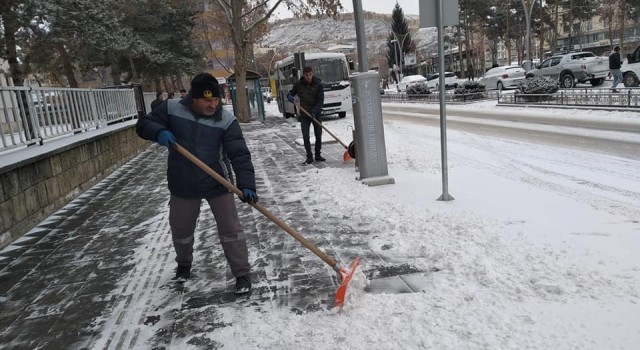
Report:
270,0,420,19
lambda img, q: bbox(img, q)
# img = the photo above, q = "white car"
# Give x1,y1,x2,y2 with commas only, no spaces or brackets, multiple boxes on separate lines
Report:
261,87,272,99
397,75,427,92
622,44,640,86
479,65,526,90
426,72,458,90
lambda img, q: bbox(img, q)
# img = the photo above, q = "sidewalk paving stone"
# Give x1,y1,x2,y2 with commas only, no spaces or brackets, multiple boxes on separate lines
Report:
0,117,420,349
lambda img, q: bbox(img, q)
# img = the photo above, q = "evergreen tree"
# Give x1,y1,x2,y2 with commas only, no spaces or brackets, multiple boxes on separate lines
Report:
386,3,413,83
114,0,201,87
0,0,46,139
0,0,45,86
26,0,120,87
7,0,201,89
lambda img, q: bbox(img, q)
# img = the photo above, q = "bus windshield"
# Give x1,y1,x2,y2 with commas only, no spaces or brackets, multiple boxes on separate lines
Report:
306,57,349,84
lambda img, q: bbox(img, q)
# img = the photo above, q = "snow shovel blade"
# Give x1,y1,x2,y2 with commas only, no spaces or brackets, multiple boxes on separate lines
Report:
334,256,361,308
342,150,352,162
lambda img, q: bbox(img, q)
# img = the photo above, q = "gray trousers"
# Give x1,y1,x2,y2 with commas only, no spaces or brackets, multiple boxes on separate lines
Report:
611,69,623,89
168,193,250,277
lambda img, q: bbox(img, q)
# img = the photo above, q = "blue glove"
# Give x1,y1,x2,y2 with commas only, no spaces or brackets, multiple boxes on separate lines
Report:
287,94,295,103
157,130,175,147
241,188,258,204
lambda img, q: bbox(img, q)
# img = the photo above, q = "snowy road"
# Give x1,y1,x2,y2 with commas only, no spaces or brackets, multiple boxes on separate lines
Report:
381,103,640,159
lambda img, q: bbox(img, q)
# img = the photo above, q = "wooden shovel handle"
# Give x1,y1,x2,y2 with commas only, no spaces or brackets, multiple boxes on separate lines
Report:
174,143,338,268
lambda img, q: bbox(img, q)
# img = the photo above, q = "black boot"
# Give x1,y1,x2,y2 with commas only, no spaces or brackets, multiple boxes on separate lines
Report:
235,275,252,294
315,154,326,162
174,264,191,281
302,156,314,165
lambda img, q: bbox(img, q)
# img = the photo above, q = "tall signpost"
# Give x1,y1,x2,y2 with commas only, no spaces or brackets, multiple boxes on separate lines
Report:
420,0,458,201
350,0,394,186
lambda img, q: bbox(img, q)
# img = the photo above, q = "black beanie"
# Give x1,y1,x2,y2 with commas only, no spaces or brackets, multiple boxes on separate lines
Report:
191,73,221,99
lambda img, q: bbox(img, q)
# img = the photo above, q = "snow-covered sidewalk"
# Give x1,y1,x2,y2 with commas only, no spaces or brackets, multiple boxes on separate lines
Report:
1,101,638,349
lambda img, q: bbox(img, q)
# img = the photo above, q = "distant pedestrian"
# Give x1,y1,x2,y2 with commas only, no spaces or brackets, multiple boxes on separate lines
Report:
248,89,256,109
609,46,623,92
135,73,256,294
180,89,187,98
287,66,325,165
168,92,175,99
150,91,164,110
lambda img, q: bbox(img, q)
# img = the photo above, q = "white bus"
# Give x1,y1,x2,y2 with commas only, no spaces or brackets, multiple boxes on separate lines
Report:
274,52,352,119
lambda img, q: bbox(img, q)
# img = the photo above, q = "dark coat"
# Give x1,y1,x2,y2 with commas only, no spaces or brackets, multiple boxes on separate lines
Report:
150,98,164,111
287,76,324,117
136,97,255,199
609,51,622,70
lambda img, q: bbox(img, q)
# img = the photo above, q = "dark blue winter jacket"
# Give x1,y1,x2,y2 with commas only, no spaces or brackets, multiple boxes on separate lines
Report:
288,76,324,117
136,97,255,199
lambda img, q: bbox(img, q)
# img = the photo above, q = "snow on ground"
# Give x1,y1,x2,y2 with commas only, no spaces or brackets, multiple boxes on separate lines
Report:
164,101,639,349
12,98,632,349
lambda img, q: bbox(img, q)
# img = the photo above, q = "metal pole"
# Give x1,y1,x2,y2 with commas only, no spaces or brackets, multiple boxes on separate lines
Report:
521,0,536,67
394,41,397,82
437,0,454,201
400,35,405,80
353,0,368,72
391,38,399,83
395,40,400,82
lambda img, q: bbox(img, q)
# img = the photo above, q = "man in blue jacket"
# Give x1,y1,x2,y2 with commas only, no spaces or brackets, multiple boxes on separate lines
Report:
287,67,325,165
136,73,256,294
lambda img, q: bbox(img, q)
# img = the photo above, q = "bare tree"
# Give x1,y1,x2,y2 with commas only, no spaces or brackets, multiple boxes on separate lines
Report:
213,0,343,122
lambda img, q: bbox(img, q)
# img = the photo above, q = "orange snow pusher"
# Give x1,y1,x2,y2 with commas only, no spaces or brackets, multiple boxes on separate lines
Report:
296,104,354,163
174,143,362,308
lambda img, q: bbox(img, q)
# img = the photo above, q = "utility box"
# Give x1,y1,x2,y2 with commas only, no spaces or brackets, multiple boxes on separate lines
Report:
349,71,394,186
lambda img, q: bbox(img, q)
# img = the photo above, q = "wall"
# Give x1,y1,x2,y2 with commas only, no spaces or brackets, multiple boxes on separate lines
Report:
0,125,149,249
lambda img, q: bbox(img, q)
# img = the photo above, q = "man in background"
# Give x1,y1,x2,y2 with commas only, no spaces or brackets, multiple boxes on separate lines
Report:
609,46,623,93
150,91,164,110
287,67,325,165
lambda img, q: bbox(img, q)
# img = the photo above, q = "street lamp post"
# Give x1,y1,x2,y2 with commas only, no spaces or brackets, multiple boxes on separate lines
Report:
392,32,408,81
390,39,400,83
521,0,537,69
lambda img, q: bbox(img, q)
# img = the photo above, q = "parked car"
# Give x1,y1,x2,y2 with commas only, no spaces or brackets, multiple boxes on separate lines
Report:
479,65,526,90
30,91,59,112
261,87,273,103
525,51,609,88
426,72,458,90
397,75,427,92
622,44,640,87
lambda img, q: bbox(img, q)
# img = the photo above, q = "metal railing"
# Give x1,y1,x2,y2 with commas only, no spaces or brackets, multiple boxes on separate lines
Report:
0,86,138,151
381,89,501,103
498,87,640,108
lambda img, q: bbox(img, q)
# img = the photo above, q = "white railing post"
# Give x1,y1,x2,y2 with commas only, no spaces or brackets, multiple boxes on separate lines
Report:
88,89,101,128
